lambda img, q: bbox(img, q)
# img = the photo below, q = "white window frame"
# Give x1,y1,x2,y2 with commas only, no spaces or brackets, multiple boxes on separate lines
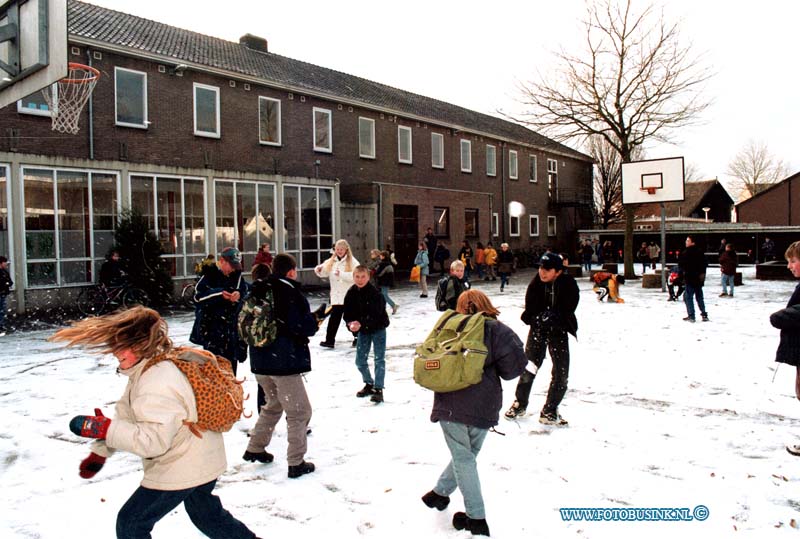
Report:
313,107,333,153
114,67,148,129
460,139,472,173
193,83,220,138
358,117,376,159
281,184,336,269
547,215,557,236
529,214,539,237
17,85,56,117
547,158,558,197
486,145,496,177
213,179,275,268
0,164,14,289
492,212,499,237
509,215,520,237
397,125,413,164
529,154,538,183
431,133,444,169
509,150,519,180
258,96,282,146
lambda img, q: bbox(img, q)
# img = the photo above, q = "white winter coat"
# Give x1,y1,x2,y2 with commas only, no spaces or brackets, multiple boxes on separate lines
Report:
91,355,227,491
315,255,359,305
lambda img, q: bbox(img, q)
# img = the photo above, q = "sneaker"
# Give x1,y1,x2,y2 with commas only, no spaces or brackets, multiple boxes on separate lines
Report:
420,294,428,298
787,444,800,456
320,341,334,348
719,292,728,297
242,450,274,464
370,389,384,403
452,512,490,537
701,313,709,322
539,412,568,426
683,316,695,323
504,401,526,420
288,460,315,478
356,383,374,398
421,490,450,511
392,304,399,315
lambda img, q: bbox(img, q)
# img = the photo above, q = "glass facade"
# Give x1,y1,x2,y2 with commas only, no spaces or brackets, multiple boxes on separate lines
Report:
215,180,276,270
282,185,333,269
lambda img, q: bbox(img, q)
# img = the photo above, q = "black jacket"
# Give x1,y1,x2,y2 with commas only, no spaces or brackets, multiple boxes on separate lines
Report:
249,275,320,375
0,267,12,296
771,282,800,367
342,283,390,334
376,260,395,287
521,272,579,337
190,266,249,363
679,244,707,287
99,259,125,287
431,319,527,429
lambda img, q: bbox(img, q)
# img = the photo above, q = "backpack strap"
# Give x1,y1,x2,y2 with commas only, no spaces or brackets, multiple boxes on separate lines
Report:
435,311,461,332
454,313,477,333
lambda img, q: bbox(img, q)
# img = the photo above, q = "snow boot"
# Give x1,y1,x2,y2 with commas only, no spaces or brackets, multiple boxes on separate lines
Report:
243,450,274,464
421,490,450,511
452,512,490,536
288,460,315,478
356,383,374,398
370,389,384,403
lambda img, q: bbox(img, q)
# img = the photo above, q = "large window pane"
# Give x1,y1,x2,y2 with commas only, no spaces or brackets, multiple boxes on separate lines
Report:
238,183,257,256
431,133,444,168
283,186,299,251
27,262,56,286
130,176,155,229
93,173,118,262
194,84,219,136
24,169,56,259
61,260,90,284
185,180,206,257
434,207,449,237
215,182,235,248
359,117,375,158
157,177,182,256
301,187,319,252
0,167,9,258
313,108,332,152
57,170,89,259
258,97,281,145
257,184,275,245
115,67,147,127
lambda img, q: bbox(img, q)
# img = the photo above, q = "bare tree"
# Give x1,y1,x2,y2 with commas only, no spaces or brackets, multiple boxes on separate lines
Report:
590,136,644,227
726,140,788,199
684,162,703,182
511,0,711,277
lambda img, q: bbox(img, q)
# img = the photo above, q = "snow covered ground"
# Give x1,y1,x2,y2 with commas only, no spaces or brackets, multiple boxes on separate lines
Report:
2,265,800,538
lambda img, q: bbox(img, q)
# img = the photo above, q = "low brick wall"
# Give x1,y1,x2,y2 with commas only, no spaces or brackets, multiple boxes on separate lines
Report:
756,263,793,280
642,274,662,288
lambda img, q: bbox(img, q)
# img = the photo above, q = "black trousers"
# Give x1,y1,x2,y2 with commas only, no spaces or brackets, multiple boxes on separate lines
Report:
324,304,355,344
514,325,570,415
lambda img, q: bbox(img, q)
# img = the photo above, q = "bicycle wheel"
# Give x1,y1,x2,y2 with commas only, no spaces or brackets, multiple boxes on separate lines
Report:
122,287,150,308
77,287,107,316
181,283,196,308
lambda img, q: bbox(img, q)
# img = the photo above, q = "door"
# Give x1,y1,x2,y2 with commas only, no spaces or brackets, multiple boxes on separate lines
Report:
393,204,418,270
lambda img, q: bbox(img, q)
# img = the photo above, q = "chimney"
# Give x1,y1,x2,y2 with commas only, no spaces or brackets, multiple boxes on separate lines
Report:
239,34,268,53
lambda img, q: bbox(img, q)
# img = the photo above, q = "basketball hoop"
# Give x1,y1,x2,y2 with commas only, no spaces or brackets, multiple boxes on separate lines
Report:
644,187,656,195
42,63,101,134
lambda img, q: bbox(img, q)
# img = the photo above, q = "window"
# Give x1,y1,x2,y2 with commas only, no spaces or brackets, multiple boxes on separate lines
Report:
547,215,557,236
115,67,147,128
0,166,11,284
313,107,332,152
431,133,444,168
23,168,120,287
398,125,412,164
258,96,281,146
509,215,520,237
193,83,220,137
492,212,499,237
460,140,472,172
17,86,55,117
359,117,375,159
548,159,558,198
529,215,539,236
434,207,449,237
214,180,276,270
509,150,518,180
529,155,537,182
465,209,479,238
282,185,333,269
131,175,208,277
486,145,496,177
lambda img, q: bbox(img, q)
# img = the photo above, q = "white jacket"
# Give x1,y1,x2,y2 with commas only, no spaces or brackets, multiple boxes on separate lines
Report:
91,355,227,491
315,255,359,305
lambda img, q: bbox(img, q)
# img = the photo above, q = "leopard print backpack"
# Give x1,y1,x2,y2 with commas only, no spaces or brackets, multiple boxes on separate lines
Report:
143,347,247,438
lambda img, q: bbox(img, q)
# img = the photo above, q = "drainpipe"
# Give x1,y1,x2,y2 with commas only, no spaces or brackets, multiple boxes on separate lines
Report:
500,142,507,242
377,183,383,250
86,50,94,160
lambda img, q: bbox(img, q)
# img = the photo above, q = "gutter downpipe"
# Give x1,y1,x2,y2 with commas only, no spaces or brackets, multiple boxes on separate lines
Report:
500,142,507,242
86,50,95,160
377,182,383,249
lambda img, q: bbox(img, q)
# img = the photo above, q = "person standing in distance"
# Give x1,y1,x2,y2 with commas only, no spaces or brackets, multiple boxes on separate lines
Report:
679,235,708,322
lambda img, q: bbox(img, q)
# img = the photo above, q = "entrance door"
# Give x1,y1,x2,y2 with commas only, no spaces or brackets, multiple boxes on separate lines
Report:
393,205,418,270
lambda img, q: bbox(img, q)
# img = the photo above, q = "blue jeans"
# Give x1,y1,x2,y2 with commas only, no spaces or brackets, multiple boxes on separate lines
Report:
380,286,396,309
683,283,706,318
116,480,256,539
355,329,386,389
0,294,6,330
721,274,735,296
433,421,489,519
499,272,510,287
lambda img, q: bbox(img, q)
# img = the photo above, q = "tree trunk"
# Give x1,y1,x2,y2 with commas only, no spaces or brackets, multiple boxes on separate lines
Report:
623,205,635,279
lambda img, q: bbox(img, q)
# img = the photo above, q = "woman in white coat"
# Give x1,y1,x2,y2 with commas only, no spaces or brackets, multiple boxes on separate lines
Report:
315,239,359,348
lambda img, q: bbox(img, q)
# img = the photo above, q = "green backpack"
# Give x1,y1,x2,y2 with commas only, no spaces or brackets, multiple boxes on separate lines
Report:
413,311,489,392
237,287,278,348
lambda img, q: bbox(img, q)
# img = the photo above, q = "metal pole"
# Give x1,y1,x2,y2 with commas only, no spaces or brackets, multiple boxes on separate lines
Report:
660,202,667,292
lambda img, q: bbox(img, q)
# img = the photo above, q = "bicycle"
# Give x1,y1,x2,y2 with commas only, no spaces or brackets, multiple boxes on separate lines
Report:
77,282,150,316
180,279,197,308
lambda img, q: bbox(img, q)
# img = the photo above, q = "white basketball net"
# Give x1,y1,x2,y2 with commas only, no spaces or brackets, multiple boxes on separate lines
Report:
42,63,100,135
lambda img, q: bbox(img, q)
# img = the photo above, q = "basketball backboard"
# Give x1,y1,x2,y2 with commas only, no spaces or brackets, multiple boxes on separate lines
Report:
621,156,685,205
0,0,67,110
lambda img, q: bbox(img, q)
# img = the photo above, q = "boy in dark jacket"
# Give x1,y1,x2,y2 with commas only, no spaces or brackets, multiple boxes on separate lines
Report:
719,243,738,297
0,256,12,333
679,235,708,322
243,254,326,478
436,260,470,311
343,266,390,403
505,252,579,425
769,241,800,456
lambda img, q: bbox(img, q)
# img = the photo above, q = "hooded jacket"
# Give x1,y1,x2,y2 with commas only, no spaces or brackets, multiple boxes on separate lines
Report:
520,272,580,336
771,282,800,367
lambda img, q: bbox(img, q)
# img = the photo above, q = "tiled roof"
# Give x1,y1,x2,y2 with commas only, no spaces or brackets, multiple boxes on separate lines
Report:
68,1,591,162
635,179,734,218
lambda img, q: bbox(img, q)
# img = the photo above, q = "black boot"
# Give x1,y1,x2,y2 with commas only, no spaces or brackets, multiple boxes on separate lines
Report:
288,460,315,478
421,490,450,511
453,512,491,536
370,389,384,403
242,450,274,464
356,383,374,397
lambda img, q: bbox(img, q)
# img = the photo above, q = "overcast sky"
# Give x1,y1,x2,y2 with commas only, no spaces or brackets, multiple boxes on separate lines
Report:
86,0,799,193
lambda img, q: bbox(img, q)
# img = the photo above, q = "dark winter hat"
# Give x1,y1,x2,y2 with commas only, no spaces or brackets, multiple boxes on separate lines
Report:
539,252,564,271
616,275,626,285
219,247,242,270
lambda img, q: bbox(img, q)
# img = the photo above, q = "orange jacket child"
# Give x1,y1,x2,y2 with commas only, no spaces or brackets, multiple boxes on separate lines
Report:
592,271,625,303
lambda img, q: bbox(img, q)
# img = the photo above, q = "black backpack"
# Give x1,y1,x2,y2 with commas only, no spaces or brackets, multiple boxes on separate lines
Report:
435,276,450,312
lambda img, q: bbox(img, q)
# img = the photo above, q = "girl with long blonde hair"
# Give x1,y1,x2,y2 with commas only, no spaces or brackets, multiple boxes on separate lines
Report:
314,239,360,348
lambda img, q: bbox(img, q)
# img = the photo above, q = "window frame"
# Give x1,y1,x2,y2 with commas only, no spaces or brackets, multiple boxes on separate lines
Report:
193,82,221,138
358,117,376,159
547,215,557,236
529,154,538,183
509,150,519,180
529,214,539,237
312,107,333,153
213,179,276,271
547,158,558,197
258,96,282,146
397,125,413,164
281,184,335,269
486,144,497,177
460,139,472,173
464,208,479,238
509,214,520,237
17,85,56,117
114,66,148,129
431,132,444,169
0,164,14,289
433,206,450,238
492,212,499,237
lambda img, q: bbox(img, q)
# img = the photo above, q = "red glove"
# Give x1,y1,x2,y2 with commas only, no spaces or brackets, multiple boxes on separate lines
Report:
79,452,107,479
69,408,111,439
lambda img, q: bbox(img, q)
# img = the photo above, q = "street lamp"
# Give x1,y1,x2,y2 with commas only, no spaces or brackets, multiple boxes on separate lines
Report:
702,206,711,223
